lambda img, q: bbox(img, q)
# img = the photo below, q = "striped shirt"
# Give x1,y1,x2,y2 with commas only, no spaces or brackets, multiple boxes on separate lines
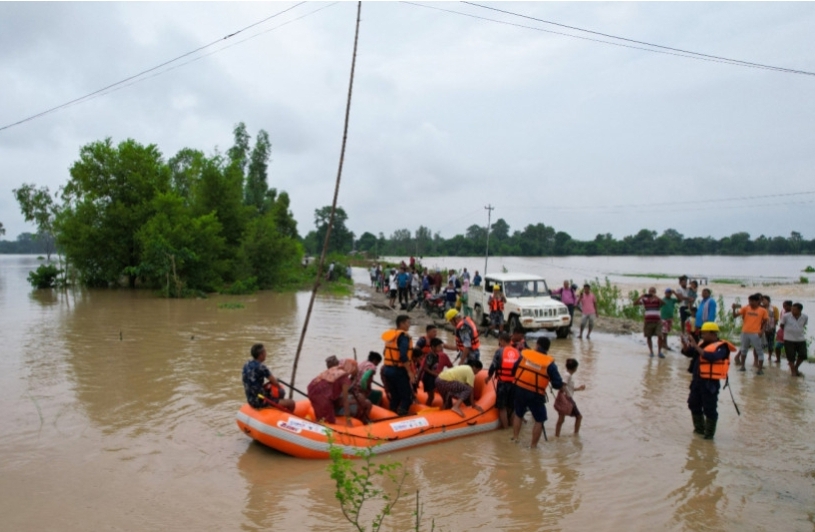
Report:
642,296,662,322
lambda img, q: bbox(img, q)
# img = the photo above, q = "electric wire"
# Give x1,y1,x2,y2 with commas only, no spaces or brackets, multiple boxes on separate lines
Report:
0,2,308,132
508,189,815,213
82,3,339,106
463,1,815,77
401,2,815,76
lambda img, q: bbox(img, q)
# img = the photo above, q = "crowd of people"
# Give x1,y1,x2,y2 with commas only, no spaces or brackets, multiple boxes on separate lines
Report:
241,268,808,446
629,275,809,381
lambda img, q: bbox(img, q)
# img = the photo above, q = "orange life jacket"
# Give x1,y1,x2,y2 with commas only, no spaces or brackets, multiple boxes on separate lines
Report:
382,329,413,367
514,349,554,395
699,340,735,380
419,336,432,356
496,345,521,383
455,316,481,352
489,296,505,312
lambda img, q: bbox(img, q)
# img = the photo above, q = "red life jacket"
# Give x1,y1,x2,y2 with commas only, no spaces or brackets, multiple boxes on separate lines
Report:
699,340,735,380
496,346,521,382
455,316,481,352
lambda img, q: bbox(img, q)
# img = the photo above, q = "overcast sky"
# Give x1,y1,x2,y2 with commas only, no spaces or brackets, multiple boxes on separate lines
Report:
2,1,814,243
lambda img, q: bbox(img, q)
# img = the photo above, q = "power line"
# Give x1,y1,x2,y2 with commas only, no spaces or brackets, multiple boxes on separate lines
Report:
463,2,815,77
506,190,815,213
77,2,339,108
401,2,815,76
0,2,308,133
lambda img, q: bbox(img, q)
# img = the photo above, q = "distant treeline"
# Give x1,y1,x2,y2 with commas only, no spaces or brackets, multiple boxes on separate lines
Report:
0,232,51,255
353,221,815,257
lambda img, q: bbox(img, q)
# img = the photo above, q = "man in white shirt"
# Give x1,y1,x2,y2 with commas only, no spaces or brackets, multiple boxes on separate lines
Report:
779,303,809,377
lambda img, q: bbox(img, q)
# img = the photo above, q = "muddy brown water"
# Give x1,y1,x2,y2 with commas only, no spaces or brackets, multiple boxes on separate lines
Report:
1,255,814,531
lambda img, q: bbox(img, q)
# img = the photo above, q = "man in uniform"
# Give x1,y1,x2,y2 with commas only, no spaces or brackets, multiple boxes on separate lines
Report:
488,285,507,337
381,314,415,416
680,322,735,440
511,337,563,448
486,332,521,429
445,308,481,364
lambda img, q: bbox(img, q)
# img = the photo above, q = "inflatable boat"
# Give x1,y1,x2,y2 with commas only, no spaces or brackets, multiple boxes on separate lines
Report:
236,370,499,459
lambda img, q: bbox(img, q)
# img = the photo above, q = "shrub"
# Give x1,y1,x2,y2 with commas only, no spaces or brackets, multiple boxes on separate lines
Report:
27,264,63,289
800,276,809,284
221,277,258,295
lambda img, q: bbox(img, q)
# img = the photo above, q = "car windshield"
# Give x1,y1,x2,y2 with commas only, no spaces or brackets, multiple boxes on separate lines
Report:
502,280,549,298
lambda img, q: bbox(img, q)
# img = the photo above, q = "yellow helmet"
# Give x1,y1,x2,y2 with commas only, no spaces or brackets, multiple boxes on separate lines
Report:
700,322,719,332
493,285,501,291
445,308,459,321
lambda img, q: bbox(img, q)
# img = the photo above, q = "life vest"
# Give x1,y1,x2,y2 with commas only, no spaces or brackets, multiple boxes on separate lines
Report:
419,336,433,355
514,349,554,395
496,346,521,383
382,329,413,367
489,296,505,313
455,316,481,352
699,341,736,380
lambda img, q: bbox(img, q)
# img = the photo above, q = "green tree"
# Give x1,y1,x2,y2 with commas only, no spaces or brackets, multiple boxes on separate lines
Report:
168,148,206,204
13,183,61,261
57,138,171,287
239,211,302,289
135,193,226,296
415,226,432,256
227,122,251,177
0,222,4,237
245,130,271,212
193,155,248,257
314,206,354,254
491,218,510,241
357,232,378,254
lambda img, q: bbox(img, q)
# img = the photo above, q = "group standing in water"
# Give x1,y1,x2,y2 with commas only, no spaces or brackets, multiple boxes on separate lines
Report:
241,269,808,448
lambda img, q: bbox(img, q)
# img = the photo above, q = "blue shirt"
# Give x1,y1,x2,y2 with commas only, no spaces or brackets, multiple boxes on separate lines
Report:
444,287,458,302
473,274,482,287
695,297,717,328
397,272,410,288
242,359,272,407
397,332,411,363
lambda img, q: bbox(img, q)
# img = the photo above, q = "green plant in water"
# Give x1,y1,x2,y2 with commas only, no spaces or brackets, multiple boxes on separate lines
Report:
27,263,63,289
217,302,245,309
221,277,259,295
327,438,436,532
587,277,642,319
715,295,741,341
711,278,743,285
799,276,809,284
803,265,815,273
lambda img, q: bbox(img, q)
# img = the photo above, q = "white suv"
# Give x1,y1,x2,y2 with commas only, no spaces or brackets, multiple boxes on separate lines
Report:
470,272,572,339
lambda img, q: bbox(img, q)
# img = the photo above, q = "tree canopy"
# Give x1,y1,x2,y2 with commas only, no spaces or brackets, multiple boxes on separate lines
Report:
14,123,303,295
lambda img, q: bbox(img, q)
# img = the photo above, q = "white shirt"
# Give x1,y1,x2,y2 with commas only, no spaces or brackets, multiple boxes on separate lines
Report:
780,313,808,342
389,274,397,290
564,373,576,398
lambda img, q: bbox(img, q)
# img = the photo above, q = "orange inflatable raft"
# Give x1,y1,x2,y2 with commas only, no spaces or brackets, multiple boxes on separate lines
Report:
236,370,499,459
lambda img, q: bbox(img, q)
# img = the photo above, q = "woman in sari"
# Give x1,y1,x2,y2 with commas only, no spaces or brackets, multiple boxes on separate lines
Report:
307,359,371,425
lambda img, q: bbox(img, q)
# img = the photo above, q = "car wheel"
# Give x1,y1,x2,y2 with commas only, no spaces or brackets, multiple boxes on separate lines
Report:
508,315,522,335
556,326,570,339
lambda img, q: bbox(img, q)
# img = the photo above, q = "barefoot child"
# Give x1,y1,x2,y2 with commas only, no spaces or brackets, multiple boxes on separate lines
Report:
556,358,585,437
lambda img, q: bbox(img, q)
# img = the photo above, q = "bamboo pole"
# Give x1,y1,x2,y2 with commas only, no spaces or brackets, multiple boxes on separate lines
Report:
288,1,362,394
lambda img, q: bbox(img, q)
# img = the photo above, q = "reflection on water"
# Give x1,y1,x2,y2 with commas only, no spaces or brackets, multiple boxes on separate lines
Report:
0,255,813,531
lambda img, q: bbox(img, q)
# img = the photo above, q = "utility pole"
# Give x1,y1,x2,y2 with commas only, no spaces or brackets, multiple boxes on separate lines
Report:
484,204,494,276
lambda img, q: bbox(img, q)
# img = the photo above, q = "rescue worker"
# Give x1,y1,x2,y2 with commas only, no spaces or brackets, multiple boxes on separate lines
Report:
510,330,527,351
488,285,507,337
511,337,563,448
680,322,735,440
445,308,481,364
486,332,521,429
381,314,415,416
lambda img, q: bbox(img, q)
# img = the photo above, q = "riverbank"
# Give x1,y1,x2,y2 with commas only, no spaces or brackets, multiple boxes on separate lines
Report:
354,283,642,336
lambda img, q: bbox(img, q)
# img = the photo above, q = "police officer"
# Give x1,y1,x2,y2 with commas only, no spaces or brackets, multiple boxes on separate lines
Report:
680,322,735,440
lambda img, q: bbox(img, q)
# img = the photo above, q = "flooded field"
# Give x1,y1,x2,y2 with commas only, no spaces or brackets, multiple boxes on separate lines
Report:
1,255,814,531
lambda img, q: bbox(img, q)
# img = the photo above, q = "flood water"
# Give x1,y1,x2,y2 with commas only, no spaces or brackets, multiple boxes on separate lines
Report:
1,255,814,531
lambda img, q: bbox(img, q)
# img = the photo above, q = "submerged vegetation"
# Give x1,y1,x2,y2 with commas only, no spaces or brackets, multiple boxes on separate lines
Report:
327,439,435,532
12,123,350,296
